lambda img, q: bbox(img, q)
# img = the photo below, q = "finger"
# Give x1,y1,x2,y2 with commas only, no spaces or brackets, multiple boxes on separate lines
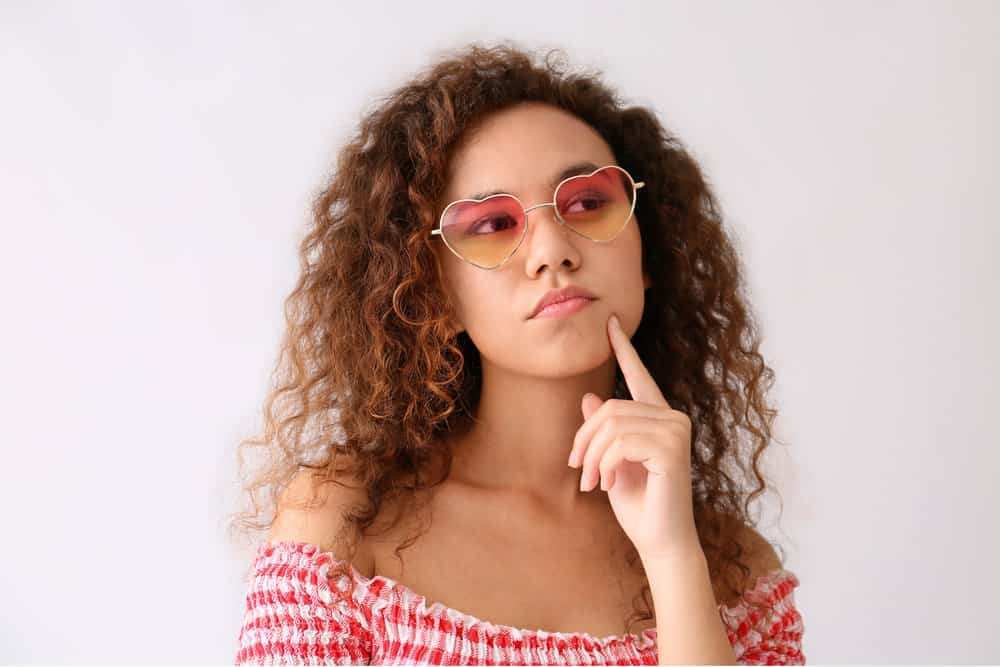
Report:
580,419,670,492
598,434,667,489
603,468,616,491
570,399,675,468
608,314,667,407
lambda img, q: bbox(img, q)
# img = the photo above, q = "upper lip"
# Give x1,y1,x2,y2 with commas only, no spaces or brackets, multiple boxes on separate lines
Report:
529,285,597,319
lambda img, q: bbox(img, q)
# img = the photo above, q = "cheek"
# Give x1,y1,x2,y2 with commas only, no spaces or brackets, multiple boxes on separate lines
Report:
436,250,471,308
446,274,535,361
612,228,648,333
444,267,507,330
459,283,505,328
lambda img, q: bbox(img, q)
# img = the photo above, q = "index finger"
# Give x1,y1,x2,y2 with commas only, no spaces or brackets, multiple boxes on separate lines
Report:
608,313,667,407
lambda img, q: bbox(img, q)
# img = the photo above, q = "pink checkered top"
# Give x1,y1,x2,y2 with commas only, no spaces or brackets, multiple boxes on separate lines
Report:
235,540,805,665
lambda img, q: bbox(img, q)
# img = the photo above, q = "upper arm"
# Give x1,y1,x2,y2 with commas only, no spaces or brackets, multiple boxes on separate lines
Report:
237,473,376,666
712,519,783,607
716,523,805,665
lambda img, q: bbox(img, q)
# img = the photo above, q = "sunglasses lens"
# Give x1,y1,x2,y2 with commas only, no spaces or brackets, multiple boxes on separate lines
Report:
440,195,526,268
556,166,636,241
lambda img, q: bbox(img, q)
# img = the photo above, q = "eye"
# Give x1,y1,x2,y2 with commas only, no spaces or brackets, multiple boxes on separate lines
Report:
469,214,518,234
562,190,610,214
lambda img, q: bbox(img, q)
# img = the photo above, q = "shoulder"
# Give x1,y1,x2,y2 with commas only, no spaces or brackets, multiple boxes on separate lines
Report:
267,468,376,576
735,523,783,574
711,516,785,607
706,509,783,572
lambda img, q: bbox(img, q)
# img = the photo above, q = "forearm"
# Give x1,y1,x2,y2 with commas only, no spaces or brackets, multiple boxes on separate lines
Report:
641,548,738,666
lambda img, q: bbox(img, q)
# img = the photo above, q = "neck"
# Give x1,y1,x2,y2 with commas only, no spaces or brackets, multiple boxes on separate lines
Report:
444,355,618,517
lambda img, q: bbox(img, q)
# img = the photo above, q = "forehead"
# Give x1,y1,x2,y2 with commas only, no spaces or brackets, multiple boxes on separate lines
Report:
443,103,617,202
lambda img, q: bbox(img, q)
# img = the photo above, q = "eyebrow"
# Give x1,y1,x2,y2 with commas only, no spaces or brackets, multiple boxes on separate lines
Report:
463,160,601,201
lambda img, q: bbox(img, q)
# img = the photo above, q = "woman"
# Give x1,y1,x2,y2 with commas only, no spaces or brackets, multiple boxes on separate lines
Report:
232,42,805,665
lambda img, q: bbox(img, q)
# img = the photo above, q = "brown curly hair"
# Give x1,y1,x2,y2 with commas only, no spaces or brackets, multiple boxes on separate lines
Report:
228,39,791,637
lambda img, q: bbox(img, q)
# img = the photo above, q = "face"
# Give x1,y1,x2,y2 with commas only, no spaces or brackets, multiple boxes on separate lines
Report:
433,101,651,378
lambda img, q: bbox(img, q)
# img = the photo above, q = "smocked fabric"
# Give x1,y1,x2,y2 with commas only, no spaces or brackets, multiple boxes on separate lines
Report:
235,540,805,665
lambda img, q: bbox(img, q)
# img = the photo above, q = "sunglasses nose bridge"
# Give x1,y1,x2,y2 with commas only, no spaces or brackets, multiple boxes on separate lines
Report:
523,201,564,227
521,201,566,238
523,201,556,215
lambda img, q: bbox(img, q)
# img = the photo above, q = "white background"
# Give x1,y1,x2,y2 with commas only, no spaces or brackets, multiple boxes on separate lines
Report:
2,1,997,663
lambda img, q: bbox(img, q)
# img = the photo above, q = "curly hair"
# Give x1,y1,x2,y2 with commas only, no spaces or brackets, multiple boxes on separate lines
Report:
228,39,790,637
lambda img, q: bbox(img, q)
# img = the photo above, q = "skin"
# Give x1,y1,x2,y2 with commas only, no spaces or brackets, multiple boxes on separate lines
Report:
432,101,652,521
266,104,783,653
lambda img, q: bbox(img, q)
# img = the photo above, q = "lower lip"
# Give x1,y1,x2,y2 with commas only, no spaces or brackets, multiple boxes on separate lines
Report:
532,297,595,319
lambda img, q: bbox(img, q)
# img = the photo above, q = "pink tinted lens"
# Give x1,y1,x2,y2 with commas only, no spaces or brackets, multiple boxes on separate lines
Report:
555,167,635,241
440,195,526,268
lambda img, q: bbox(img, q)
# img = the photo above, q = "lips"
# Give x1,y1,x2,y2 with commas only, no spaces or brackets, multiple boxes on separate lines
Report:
529,285,597,319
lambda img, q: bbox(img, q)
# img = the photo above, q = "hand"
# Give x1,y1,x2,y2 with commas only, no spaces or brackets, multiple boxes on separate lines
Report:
567,313,702,561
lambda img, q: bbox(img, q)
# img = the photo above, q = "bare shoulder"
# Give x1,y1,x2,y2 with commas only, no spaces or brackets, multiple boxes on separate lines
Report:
267,468,375,576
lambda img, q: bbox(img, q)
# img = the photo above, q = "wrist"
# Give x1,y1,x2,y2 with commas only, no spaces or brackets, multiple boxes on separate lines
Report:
639,544,708,572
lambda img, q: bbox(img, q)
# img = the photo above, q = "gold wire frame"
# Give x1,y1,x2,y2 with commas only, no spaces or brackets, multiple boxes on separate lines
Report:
430,164,645,270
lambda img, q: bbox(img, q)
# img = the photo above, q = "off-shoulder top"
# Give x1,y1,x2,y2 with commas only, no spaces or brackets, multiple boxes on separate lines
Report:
235,540,805,665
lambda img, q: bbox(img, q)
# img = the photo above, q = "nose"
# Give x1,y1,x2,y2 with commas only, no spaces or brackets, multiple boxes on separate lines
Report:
521,202,579,275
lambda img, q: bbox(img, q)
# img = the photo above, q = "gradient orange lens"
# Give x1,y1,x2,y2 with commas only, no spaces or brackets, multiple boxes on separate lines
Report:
555,166,635,241
440,194,526,268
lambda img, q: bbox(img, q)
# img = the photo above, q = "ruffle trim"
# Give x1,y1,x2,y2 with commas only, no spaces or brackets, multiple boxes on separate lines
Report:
255,540,799,656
